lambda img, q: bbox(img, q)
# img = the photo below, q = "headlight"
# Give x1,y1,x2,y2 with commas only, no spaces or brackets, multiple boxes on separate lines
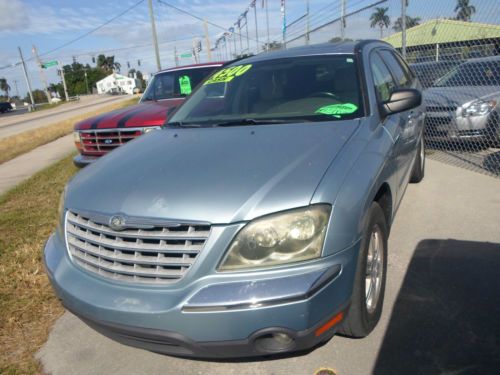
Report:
218,205,331,271
73,131,81,143
56,188,66,238
143,127,160,134
462,100,496,117
73,131,82,150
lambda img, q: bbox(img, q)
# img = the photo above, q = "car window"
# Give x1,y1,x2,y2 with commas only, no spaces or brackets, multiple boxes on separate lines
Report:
168,55,364,126
379,50,411,88
434,60,500,87
370,52,397,102
141,67,218,101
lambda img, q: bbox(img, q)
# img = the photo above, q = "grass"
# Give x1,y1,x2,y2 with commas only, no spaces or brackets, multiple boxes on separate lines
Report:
0,98,137,165
0,155,78,374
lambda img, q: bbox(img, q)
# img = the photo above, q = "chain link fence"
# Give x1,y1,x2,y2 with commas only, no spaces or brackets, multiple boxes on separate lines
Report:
283,0,500,177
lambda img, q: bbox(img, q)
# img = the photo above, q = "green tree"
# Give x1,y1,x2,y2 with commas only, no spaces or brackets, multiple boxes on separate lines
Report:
62,61,107,97
455,0,476,21
262,41,283,51
0,78,11,99
370,7,391,38
24,89,47,104
393,15,421,32
96,54,121,72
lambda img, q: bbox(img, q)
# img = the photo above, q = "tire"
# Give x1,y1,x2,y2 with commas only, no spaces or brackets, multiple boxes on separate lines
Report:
410,137,425,183
338,202,388,338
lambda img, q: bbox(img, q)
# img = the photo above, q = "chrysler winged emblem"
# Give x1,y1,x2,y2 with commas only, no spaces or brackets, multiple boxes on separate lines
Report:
109,215,125,231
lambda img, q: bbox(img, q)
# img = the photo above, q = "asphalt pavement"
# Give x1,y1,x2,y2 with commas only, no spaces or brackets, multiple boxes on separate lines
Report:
36,159,500,375
0,95,133,139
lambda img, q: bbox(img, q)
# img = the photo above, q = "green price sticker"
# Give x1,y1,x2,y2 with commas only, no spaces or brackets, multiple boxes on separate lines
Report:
315,103,358,117
204,64,252,85
179,75,192,95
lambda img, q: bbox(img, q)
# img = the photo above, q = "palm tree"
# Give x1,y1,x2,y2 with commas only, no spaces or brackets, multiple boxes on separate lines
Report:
370,7,391,38
0,78,11,99
455,0,476,21
393,15,421,32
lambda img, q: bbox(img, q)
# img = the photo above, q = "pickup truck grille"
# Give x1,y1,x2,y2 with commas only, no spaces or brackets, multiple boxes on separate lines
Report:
65,210,210,285
79,127,156,155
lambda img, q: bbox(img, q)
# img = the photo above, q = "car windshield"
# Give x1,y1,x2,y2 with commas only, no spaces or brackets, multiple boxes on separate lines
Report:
433,60,500,87
168,55,363,126
141,66,218,101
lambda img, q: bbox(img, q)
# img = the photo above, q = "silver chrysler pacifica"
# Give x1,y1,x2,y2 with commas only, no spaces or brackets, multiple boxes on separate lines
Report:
44,40,425,358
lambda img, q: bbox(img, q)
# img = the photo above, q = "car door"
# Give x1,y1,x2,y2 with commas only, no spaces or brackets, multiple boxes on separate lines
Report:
378,49,423,185
369,51,408,205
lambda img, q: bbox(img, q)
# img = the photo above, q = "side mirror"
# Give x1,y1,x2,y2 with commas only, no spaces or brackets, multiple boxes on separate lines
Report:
380,88,421,117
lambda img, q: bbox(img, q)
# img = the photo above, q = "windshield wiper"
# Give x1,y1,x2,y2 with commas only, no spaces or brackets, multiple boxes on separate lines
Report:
167,121,203,128
211,118,292,127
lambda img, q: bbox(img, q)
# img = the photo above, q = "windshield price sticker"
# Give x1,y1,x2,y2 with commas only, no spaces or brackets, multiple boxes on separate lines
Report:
179,75,192,95
204,64,252,85
315,103,358,117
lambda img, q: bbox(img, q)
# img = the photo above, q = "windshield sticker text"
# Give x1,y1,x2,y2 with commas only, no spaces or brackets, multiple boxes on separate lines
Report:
204,64,252,85
179,75,192,95
315,103,358,117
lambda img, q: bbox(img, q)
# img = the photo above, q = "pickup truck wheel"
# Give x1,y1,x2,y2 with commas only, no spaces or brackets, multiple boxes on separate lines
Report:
338,202,388,338
410,137,425,183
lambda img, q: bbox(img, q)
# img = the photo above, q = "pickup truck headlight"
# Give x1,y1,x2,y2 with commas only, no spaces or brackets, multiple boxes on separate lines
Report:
73,131,82,150
462,100,496,117
218,205,331,271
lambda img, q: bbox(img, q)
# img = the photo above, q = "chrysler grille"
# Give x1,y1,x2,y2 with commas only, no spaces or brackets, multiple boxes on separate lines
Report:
65,210,210,284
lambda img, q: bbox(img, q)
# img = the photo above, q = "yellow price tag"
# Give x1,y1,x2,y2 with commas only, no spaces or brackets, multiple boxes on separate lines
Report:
204,64,252,85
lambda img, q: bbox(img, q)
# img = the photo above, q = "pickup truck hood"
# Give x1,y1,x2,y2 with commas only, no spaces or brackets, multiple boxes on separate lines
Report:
67,121,359,224
424,86,500,108
74,99,184,130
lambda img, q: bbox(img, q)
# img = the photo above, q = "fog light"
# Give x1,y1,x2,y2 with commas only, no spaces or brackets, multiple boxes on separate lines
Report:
254,331,295,353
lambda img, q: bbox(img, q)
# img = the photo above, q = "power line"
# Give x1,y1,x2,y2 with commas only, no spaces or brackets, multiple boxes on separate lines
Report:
156,0,263,45
0,0,145,71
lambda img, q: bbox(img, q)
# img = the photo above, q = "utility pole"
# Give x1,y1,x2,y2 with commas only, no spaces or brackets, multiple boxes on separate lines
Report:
174,46,179,66
265,0,270,51
341,0,346,40
203,20,212,62
13,80,19,98
245,17,250,51
281,0,286,49
18,47,35,110
32,44,51,103
58,61,69,102
253,3,259,52
148,0,161,71
84,70,89,95
305,0,310,45
401,0,407,58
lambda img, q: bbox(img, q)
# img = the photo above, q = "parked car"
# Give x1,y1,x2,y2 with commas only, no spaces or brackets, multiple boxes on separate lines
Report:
424,56,500,146
0,102,13,113
410,60,460,88
44,40,424,358
72,62,224,167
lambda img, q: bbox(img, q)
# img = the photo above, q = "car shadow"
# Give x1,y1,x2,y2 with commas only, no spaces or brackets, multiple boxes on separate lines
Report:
483,151,500,175
373,239,500,375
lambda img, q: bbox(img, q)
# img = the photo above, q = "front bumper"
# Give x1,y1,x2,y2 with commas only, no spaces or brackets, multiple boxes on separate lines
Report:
424,112,494,142
44,232,359,358
73,154,99,168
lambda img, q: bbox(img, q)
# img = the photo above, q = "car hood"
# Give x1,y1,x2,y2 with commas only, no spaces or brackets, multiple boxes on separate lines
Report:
66,121,360,224
423,86,500,108
74,99,184,130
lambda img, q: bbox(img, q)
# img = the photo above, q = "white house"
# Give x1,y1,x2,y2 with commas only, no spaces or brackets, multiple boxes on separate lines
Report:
96,73,142,95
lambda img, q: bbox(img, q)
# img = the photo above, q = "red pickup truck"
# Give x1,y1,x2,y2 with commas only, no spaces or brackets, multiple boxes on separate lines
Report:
73,62,224,167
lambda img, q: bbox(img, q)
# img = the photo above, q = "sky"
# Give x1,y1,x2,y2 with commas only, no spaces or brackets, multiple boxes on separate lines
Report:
0,0,498,98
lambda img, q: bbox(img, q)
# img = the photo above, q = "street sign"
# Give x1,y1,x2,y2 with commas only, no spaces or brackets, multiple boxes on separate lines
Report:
41,60,58,69
180,52,192,59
